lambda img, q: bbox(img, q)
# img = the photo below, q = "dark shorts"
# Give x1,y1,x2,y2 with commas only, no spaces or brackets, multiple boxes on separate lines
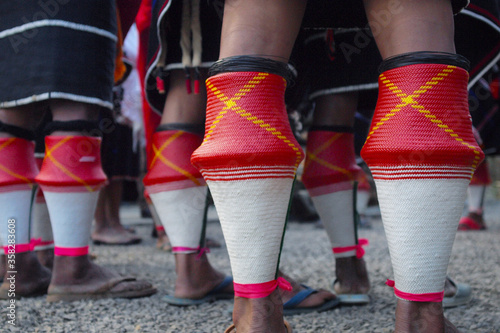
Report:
290,0,500,106
0,0,117,110
145,0,222,114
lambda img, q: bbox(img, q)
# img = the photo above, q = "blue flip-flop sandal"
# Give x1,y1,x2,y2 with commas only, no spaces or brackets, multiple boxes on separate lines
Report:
164,276,233,306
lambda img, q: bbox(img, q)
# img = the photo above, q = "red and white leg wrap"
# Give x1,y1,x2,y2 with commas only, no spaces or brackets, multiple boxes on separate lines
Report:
361,58,484,302
356,170,372,216
30,157,54,251
144,190,164,233
0,138,39,254
467,161,491,213
31,187,54,251
144,130,207,254
35,136,107,256
302,130,367,258
191,69,303,298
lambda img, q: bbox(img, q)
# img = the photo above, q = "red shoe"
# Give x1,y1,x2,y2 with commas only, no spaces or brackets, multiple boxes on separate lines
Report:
458,212,487,231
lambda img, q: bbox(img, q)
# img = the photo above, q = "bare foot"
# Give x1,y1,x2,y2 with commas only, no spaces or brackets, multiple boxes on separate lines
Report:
36,249,54,269
278,270,337,309
92,225,142,245
395,299,461,333
334,256,370,294
173,253,233,299
0,252,51,298
233,288,288,333
48,255,155,301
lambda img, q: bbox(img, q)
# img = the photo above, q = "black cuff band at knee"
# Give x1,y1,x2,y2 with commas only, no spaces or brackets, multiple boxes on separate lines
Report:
309,125,354,133
43,120,101,136
0,121,35,141
156,123,205,136
209,56,293,84
378,51,470,73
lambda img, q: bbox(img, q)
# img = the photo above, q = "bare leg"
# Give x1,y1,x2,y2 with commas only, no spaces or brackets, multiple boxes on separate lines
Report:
161,70,207,125
363,1,459,331
0,105,51,296
47,100,153,297
309,93,370,296
217,1,306,331
92,180,141,245
155,70,231,298
312,92,358,128
363,0,455,58
220,0,306,61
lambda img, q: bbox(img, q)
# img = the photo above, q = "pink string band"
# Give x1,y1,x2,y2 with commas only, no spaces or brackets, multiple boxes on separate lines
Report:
333,238,369,259
54,246,89,256
30,238,54,249
155,225,165,232
234,277,293,298
36,240,55,247
171,246,210,259
3,243,32,254
386,279,444,302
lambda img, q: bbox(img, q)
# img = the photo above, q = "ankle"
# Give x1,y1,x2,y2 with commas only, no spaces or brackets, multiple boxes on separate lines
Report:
51,255,92,283
174,253,220,282
395,299,445,333
233,290,286,332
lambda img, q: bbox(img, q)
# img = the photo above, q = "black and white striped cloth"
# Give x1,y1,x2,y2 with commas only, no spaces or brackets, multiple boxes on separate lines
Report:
0,0,117,110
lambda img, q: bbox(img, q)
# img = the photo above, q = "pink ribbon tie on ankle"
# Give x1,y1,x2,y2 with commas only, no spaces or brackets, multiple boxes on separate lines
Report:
54,246,89,256
333,238,369,258
29,238,42,251
234,277,292,298
3,243,32,254
171,246,210,259
386,279,444,302
196,247,210,259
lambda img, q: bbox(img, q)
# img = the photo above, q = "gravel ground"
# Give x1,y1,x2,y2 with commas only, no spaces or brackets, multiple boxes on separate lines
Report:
1,189,499,333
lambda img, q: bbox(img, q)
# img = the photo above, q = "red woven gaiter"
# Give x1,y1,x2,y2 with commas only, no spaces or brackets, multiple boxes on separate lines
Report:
469,160,491,185
191,71,304,176
35,136,107,192
144,130,207,254
144,130,205,193
191,71,304,298
361,63,484,174
302,131,367,258
0,138,38,254
0,137,38,192
360,61,484,302
302,131,361,196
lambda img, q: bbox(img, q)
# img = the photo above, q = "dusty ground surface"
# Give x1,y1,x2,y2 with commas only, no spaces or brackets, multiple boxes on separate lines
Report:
1,185,499,333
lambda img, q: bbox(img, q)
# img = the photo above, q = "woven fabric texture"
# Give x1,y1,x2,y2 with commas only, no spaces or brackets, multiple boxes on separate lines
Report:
36,136,107,192
376,178,468,295
149,186,207,252
469,161,492,185
0,191,32,250
191,71,304,175
311,189,357,257
144,130,205,189
361,63,484,174
43,191,99,249
302,131,361,192
0,138,38,189
208,178,293,285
